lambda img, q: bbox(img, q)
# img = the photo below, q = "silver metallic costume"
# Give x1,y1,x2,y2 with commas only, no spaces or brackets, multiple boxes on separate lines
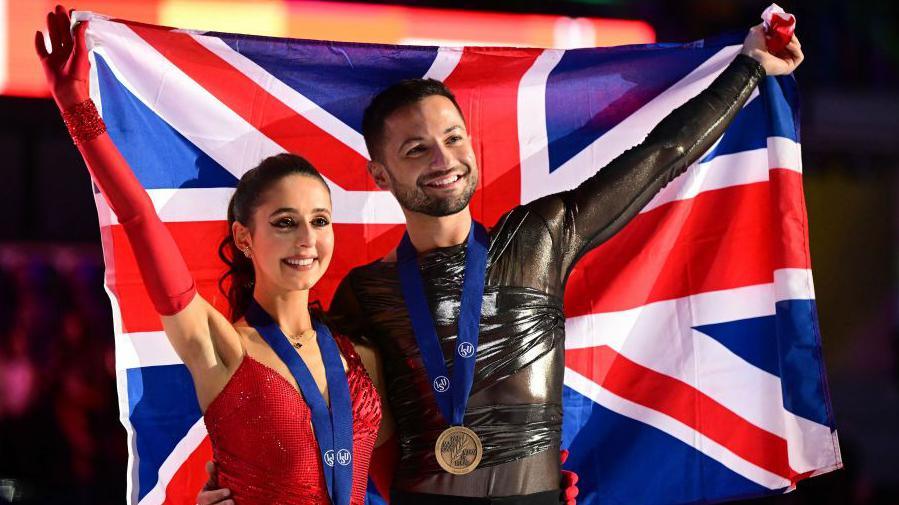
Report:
329,54,766,499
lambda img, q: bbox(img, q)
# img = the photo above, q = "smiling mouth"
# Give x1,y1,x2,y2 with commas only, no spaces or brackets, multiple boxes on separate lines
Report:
423,172,464,189
282,258,316,270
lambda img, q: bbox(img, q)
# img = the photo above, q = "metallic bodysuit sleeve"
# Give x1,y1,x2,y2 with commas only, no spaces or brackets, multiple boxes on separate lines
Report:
526,54,766,283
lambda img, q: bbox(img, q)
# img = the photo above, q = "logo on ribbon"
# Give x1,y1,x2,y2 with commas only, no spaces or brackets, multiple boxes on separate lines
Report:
433,375,450,393
457,342,475,358
337,448,352,466
324,449,335,467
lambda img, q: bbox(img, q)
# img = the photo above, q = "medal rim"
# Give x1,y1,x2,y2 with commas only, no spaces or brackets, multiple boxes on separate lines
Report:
434,426,483,475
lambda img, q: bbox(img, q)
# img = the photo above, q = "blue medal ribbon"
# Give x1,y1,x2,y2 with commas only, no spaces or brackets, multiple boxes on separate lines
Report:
396,221,489,427
245,300,354,505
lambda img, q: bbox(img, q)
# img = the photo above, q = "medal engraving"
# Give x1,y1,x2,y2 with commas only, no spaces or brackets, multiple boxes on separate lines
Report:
434,426,483,475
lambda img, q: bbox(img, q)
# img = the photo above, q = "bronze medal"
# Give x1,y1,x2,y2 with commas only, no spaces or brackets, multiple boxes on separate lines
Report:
434,426,483,475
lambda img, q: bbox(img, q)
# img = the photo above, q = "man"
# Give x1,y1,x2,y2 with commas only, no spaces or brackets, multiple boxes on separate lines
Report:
200,24,802,505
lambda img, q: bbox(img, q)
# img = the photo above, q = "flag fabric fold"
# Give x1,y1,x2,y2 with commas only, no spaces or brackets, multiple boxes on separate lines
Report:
74,10,841,505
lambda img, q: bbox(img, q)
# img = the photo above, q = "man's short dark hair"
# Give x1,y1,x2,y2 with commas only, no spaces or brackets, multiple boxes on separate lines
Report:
362,78,465,162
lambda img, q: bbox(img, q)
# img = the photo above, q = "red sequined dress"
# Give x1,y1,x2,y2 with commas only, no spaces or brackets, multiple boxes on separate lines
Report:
204,332,381,504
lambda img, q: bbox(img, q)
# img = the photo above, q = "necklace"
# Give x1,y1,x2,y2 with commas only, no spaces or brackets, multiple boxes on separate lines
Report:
285,328,317,349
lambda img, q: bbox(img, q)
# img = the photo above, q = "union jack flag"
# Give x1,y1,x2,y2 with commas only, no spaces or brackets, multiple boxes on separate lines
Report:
74,10,842,505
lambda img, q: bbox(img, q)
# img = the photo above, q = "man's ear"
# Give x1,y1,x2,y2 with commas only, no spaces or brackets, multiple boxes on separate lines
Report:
367,160,392,191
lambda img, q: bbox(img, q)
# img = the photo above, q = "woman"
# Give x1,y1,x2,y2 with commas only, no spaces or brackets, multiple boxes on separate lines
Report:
36,6,392,504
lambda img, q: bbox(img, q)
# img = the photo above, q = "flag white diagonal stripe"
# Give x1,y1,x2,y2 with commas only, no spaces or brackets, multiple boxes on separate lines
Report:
518,49,564,187
423,46,465,81
564,367,792,490
137,418,208,505
88,20,405,225
87,19,272,180
190,33,371,160
565,273,835,474
520,45,742,203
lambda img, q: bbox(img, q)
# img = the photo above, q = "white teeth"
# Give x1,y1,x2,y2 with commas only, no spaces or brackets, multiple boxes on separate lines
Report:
428,174,461,187
284,258,314,266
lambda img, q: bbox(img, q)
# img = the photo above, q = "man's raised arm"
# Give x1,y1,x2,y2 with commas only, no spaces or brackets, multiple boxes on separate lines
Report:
525,25,802,282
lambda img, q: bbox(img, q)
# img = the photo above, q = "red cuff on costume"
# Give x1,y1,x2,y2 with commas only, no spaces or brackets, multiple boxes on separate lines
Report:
62,99,107,146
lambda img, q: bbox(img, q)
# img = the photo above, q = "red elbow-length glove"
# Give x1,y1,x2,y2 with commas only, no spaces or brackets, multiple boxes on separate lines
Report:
62,99,197,315
38,7,196,315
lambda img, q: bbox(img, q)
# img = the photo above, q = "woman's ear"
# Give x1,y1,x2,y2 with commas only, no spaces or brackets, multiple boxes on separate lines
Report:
231,221,252,257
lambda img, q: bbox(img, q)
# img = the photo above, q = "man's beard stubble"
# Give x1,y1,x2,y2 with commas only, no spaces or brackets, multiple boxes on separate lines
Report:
387,165,478,217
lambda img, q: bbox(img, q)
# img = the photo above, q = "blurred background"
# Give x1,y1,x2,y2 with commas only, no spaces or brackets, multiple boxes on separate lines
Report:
0,0,897,503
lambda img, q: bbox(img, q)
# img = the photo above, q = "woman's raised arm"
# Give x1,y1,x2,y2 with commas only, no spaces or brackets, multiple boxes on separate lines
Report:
36,6,242,386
